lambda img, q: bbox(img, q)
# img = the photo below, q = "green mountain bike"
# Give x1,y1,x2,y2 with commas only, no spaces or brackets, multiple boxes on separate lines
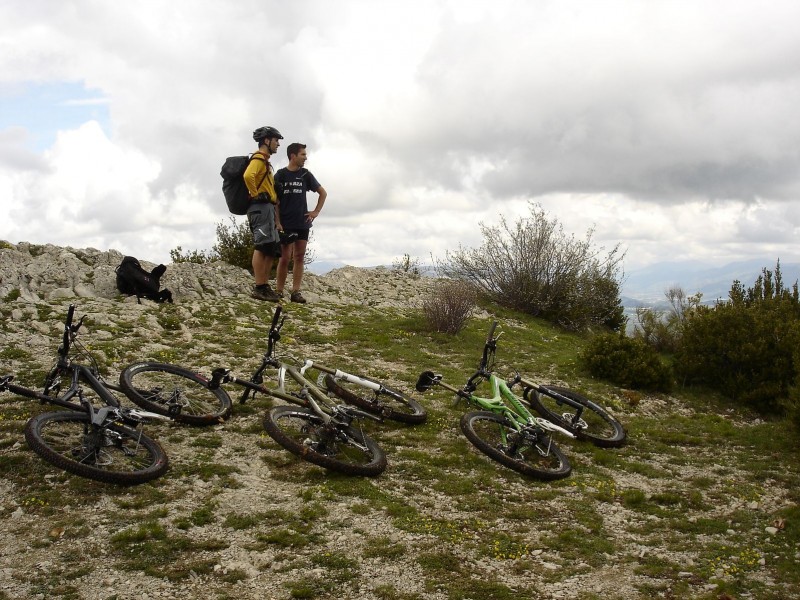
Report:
416,321,575,480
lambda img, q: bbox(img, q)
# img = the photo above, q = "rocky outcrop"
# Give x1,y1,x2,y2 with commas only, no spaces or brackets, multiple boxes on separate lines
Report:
0,242,435,307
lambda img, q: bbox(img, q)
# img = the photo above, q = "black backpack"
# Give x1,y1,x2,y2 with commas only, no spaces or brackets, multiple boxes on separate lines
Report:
115,256,173,304
220,152,268,215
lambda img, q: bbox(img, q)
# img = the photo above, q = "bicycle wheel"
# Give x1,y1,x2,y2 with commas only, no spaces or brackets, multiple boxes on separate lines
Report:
460,411,571,480
263,405,387,477
526,386,626,448
322,374,427,424
24,411,168,485
120,362,232,426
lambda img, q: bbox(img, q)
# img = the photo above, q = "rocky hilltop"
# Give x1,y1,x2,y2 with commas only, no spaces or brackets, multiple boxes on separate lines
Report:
2,242,797,600
0,241,435,307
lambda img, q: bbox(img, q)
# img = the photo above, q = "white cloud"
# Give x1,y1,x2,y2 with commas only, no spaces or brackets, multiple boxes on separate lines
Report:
1,0,799,275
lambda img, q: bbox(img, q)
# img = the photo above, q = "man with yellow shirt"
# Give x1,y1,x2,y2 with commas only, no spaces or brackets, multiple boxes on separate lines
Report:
244,126,284,302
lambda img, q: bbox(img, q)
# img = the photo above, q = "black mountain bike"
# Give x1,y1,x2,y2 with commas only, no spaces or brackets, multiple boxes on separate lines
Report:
118,323,423,427
209,306,388,476
119,306,388,476
0,305,169,485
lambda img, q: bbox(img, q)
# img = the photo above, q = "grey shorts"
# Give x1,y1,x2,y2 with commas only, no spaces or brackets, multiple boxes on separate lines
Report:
247,203,279,247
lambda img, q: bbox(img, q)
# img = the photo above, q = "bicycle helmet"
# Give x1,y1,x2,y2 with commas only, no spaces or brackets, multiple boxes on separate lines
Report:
253,126,283,143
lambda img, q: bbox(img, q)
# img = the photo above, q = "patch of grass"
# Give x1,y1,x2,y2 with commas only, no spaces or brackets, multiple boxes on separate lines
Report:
174,502,217,529
110,521,228,580
0,347,30,360
363,536,407,559
189,434,224,449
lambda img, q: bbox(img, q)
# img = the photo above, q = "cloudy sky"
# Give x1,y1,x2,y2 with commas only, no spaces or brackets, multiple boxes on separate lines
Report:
2,0,799,276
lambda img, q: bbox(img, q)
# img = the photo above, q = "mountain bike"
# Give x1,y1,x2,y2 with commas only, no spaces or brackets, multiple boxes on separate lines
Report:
119,328,423,427
210,306,387,476
416,321,575,480
0,305,169,485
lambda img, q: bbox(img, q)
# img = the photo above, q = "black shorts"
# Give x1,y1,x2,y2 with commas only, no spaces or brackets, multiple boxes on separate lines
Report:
254,242,281,257
280,228,310,245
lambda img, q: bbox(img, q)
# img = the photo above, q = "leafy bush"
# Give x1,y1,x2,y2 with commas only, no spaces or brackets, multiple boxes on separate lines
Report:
441,203,625,332
581,332,673,392
422,279,477,335
170,246,215,264
212,218,254,272
632,287,701,354
675,263,800,413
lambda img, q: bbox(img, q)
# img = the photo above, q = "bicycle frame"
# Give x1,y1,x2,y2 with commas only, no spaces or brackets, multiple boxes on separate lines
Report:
419,370,574,439
415,320,575,440
209,306,381,428
1,305,161,424
517,377,588,429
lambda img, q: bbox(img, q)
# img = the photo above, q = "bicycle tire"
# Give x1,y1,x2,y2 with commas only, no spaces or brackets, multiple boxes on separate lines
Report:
119,362,232,426
262,405,387,477
322,374,427,424
24,411,168,485
526,385,626,448
460,411,571,480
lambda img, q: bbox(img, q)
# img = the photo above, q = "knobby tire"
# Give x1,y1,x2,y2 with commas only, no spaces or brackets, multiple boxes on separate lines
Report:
120,362,232,426
526,385,626,448
24,411,168,485
460,411,571,480
262,405,387,477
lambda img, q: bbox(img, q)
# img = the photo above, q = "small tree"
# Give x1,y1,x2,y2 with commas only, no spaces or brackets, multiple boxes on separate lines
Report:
392,253,421,277
422,279,477,335
442,203,625,332
212,217,254,272
675,262,800,412
633,287,702,353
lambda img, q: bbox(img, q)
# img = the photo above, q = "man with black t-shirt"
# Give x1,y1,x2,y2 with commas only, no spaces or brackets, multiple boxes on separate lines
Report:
274,143,327,303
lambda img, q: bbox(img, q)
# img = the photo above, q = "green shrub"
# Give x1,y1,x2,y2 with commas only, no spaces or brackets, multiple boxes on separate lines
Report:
581,332,673,392
442,203,625,332
632,287,702,354
212,217,254,272
675,264,800,413
170,218,315,274
170,246,215,264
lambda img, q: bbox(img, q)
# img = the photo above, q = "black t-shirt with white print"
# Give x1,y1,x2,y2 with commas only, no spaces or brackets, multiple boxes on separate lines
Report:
274,167,321,230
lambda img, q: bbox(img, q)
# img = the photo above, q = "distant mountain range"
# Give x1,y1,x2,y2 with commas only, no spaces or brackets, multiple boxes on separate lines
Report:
621,258,800,307
308,258,800,309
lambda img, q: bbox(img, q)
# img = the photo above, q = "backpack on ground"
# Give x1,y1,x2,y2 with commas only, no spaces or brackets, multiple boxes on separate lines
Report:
115,256,173,304
220,152,267,215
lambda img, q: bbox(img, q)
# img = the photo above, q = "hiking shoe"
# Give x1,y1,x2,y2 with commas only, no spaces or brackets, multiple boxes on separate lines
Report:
290,291,307,304
252,286,280,302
